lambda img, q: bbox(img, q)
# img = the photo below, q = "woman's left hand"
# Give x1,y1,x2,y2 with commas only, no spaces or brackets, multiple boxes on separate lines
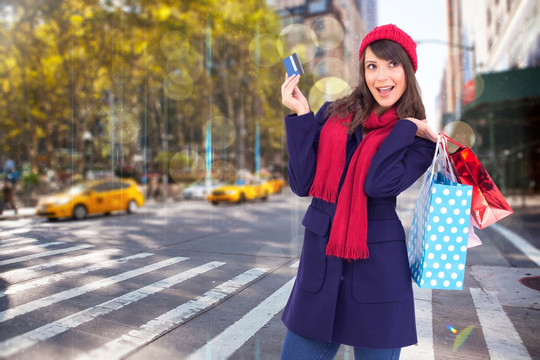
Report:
405,118,438,143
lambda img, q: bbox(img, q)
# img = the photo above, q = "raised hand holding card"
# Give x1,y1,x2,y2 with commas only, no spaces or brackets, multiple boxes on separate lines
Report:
283,53,304,77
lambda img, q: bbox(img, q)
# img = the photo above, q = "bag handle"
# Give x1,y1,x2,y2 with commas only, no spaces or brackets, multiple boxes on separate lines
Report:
428,134,459,182
441,133,466,149
427,135,443,178
439,137,459,182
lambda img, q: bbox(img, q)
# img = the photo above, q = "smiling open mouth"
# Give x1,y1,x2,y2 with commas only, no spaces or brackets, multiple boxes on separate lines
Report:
377,86,394,95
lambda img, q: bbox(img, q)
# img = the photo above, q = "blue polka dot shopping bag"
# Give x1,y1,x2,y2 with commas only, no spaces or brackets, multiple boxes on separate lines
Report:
407,136,473,290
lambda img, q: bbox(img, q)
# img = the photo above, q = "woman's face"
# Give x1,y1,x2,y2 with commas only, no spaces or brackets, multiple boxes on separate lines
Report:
364,46,406,114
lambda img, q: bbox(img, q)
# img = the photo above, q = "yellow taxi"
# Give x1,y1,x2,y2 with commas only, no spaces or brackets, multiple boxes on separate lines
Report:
206,178,274,205
263,175,285,194
36,178,145,220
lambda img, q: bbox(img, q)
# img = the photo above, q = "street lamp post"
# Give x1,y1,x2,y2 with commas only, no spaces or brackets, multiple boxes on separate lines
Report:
82,131,93,180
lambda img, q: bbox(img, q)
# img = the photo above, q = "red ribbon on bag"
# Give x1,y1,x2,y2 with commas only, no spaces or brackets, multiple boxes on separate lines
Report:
442,134,513,229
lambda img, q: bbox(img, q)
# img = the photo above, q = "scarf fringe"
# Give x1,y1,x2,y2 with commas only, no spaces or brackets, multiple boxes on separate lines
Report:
326,243,370,261
309,185,338,203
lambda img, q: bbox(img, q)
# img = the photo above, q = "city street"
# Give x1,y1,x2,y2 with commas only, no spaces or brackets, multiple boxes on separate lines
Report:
0,186,539,360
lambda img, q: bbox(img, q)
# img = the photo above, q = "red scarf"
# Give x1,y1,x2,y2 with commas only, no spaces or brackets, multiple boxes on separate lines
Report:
309,107,398,260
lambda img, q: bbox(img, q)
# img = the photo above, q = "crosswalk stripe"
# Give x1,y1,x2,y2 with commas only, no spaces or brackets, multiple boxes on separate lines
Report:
0,248,121,282
0,261,224,359
0,241,65,255
401,285,434,360
0,238,37,248
185,277,296,360
0,253,155,298
77,267,268,360
0,244,95,266
0,256,189,323
469,287,532,360
0,228,31,238
490,223,540,267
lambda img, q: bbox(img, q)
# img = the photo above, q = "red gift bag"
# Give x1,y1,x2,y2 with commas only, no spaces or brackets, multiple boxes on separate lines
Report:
442,134,513,229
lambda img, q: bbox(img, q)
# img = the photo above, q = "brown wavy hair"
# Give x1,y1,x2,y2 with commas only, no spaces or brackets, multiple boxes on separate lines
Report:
325,39,425,135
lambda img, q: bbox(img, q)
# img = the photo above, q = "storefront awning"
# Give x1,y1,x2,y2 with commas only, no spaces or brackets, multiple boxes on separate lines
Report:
459,67,540,194
461,67,540,124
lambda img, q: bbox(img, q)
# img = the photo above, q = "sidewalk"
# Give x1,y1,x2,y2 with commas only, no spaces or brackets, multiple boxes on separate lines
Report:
0,206,36,220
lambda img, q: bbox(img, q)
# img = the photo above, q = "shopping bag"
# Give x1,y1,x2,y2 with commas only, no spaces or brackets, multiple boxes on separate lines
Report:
442,134,513,229
407,137,473,290
439,136,482,248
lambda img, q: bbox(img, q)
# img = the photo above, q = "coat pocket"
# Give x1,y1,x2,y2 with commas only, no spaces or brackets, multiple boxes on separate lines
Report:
351,240,412,303
297,205,330,293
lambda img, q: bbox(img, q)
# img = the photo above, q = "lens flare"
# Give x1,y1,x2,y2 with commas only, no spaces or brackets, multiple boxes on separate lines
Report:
453,325,475,351
447,324,458,334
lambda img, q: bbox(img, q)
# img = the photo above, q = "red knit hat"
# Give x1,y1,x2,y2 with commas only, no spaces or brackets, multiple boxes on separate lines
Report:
359,24,418,72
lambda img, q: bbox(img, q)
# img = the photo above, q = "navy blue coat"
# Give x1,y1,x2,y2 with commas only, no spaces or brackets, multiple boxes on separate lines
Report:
282,102,436,348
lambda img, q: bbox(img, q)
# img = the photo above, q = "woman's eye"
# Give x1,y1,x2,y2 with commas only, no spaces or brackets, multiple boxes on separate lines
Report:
389,61,399,67
366,64,376,70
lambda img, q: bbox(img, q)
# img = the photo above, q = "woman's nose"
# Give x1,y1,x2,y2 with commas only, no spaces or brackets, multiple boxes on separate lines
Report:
376,66,389,80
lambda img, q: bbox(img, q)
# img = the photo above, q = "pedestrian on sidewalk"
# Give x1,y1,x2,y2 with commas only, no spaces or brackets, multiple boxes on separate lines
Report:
279,24,438,359
0,168,18,215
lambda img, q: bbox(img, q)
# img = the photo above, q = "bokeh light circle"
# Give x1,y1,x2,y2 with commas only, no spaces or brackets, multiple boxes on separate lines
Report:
164,76,194,101
313,57,350,82
461,75,485,105
249,34,282,68
167,46,204,85
105,112,139,145
211,160,237,183
207,116,236,150
308,81,351,113
443,121,476,152
277,24,318,63
314,77,350,96
181,103,196,118
168,150,205,183
311,16,344,50
167,69,193,87
263,9,282,35
160,31,184,59
446,24,478,103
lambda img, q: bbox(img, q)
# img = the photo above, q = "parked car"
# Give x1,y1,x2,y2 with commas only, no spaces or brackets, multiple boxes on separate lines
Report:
206,178,273,205
182,179,223,200
36,178,144,220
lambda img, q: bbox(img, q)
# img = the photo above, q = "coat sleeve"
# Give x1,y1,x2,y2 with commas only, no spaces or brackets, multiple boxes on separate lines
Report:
285,102,331,197
364,119,436,198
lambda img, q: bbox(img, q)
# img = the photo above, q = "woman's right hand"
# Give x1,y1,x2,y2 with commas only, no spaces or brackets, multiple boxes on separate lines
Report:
405,117,438,143
281,73,310,116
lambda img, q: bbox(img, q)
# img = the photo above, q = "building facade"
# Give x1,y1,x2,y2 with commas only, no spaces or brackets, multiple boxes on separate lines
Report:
269,0,376,111
442,0,540,199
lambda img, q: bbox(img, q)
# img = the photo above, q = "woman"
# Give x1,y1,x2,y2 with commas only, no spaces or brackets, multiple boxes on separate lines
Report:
280,24,438,359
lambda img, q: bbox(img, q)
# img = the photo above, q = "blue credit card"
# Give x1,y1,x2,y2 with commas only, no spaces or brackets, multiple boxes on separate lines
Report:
283,53,304,76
